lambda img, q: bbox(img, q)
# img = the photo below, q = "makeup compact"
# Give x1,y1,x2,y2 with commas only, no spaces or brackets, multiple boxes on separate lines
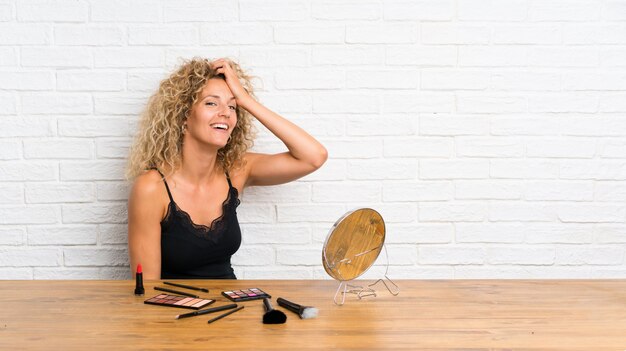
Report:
221,288,271,302
144,294,215,310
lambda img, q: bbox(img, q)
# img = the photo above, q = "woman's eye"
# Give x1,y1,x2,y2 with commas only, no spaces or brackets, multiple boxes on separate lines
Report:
205,102,216,106
229,106,236,110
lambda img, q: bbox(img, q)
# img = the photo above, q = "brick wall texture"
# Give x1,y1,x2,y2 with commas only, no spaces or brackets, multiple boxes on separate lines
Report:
1,0,625,279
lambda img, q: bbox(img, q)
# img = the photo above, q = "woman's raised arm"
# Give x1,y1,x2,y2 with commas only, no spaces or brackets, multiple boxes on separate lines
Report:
211,58,328,186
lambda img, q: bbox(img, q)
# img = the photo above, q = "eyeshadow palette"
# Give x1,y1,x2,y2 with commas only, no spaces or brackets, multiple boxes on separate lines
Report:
144,294,215,310
222,288,271,302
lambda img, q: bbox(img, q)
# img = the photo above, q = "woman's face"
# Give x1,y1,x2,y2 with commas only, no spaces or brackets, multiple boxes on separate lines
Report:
185,78,237,149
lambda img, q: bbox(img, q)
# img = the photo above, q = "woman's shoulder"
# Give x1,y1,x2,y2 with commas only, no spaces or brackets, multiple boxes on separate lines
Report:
130,169,168,201
226,154,257,191
128,170,169,233
239,151,263,173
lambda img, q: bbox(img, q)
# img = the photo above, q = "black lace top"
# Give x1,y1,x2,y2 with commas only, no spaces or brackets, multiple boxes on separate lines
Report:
157,170,241,279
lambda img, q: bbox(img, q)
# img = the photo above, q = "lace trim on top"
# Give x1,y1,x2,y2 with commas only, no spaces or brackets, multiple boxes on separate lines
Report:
162,187,240,240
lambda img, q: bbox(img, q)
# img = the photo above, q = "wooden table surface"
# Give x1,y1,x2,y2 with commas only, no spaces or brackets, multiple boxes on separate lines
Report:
1,279,625,350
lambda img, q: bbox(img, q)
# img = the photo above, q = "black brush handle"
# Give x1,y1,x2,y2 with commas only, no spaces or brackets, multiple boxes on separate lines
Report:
262,297,274,312
207,306,244,324
154,286,199,298
176,304,238,319
277,297,302,314
164,281,209,293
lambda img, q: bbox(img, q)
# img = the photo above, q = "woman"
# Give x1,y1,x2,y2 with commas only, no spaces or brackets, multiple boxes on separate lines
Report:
127,58,327,280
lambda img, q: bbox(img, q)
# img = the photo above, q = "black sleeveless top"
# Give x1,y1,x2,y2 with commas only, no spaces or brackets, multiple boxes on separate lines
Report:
157,170,242,279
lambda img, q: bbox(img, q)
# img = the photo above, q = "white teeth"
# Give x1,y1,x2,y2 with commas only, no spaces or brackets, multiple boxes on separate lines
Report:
211,123,228,130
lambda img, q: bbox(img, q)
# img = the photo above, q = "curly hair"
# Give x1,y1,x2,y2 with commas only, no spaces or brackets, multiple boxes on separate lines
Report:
126,57,256,180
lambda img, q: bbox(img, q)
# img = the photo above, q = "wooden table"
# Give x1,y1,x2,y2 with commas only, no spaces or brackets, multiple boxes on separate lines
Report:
1,279,625,350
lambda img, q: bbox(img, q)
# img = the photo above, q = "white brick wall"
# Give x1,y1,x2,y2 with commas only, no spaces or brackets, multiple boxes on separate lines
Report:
1,0,625,280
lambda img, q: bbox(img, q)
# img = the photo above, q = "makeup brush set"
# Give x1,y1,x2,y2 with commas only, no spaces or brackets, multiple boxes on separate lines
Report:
135,266,317,324
150,286,316,324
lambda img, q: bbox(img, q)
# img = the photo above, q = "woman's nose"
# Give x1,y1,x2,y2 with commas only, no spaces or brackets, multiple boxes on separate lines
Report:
219,105,230,117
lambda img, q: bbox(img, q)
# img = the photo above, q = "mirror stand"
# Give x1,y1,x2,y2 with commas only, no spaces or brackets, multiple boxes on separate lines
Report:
368,243,400,296
332,243,400,306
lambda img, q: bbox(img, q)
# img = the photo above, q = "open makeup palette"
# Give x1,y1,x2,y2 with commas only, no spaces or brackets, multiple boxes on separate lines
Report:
221,288,271,302
144,293,215,310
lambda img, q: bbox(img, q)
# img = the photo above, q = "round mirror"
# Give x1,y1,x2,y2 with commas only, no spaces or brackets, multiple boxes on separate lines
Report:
322,208,385,281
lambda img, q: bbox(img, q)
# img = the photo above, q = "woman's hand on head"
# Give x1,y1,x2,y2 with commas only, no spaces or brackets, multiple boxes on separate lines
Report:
210,58,251,105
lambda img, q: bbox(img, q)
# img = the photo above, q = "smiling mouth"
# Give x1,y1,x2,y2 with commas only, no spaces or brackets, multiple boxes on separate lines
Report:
210,123,229,131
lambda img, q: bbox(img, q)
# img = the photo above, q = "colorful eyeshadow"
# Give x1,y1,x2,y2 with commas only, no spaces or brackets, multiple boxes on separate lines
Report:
192,300,209,308
144,294,215,310
174,297,193,306
221,288,271,302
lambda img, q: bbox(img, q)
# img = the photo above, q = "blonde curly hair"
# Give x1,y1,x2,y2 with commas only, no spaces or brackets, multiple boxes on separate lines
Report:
126,57,256,180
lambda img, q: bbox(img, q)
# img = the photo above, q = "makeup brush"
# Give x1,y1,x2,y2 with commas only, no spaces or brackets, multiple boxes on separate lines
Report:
262,298,286,324
277,297,318,319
